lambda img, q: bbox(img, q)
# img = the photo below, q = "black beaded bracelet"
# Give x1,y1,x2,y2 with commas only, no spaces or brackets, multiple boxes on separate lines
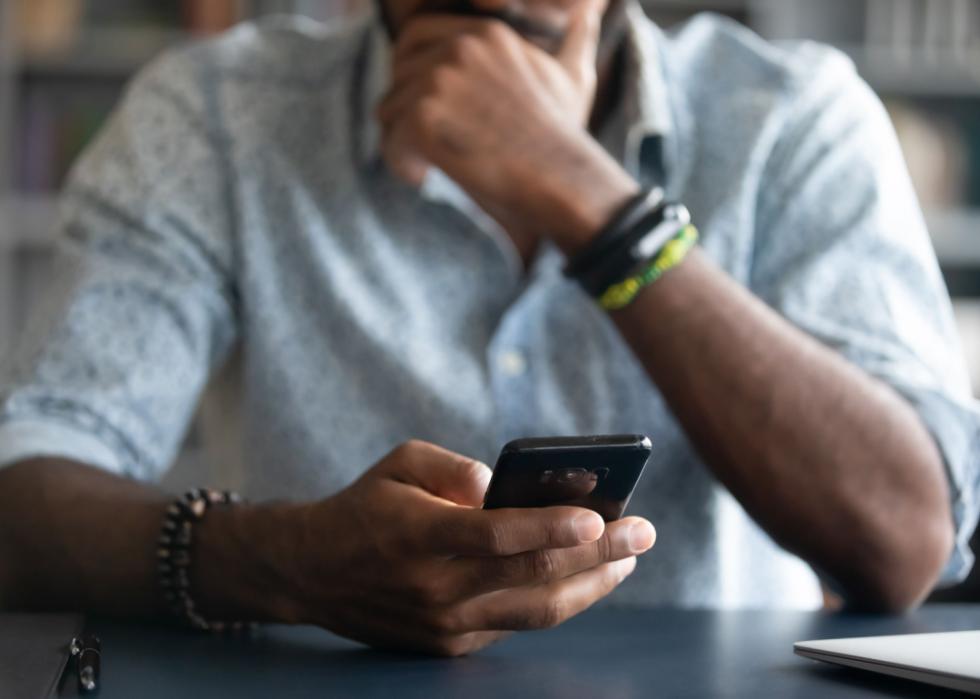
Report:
157,488,251,633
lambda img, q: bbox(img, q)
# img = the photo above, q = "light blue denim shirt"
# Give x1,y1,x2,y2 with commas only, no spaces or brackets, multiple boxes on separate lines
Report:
1,2,978,609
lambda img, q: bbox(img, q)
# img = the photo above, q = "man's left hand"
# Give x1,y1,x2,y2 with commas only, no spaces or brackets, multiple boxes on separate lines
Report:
377,0,638,254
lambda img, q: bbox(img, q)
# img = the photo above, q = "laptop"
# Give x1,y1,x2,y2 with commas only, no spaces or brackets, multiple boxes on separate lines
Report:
795,630,980,694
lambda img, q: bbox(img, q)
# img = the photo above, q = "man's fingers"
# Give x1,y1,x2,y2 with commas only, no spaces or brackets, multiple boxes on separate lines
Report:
395,15,509,61
426,505,605,556
325,597,511,657
450,517,655,596
453,556,637,631
556,0,604,87
376,73,434,130
387,42,454,96
380,123,431,187
425,630,512,658
377,440,491,507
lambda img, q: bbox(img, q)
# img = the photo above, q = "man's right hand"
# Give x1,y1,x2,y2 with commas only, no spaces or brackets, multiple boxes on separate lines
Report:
287,440,656,656
0,445,654,656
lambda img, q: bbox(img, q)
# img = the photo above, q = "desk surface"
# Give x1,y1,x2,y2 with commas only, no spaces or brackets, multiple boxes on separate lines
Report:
57,605,980,698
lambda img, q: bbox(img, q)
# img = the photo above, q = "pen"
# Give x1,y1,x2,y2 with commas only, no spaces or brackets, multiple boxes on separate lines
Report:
70,634,101,693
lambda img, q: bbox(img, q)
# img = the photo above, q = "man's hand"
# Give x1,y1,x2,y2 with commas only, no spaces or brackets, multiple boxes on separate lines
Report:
377,1,638,254
0,450,653,656
288,440,655,656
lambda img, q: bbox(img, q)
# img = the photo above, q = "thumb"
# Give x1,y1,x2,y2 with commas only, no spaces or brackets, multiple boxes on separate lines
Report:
377,440,493,507
557,0,605,88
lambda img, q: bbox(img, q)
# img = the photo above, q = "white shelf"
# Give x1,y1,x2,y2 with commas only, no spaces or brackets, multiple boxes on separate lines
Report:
845,46,980,98
0,195,59,251
18,26,187,78
0,195,977,266
927,208,980,267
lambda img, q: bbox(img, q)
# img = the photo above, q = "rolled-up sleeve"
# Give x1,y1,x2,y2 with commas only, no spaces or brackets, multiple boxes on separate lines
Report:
0,47,238,481
751,49,980,585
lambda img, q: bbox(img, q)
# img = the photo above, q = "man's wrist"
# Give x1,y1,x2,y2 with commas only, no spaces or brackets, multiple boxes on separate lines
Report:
513,136,640,257
190,500,309,625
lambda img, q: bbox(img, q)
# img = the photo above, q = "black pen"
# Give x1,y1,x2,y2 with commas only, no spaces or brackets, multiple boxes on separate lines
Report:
70,634,101,693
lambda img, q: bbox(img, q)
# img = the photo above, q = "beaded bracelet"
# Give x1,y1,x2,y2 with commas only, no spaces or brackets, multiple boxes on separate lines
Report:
157,488,251,632
598,224,700,311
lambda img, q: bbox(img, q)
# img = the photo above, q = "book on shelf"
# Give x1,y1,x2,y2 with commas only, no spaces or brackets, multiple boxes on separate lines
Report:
9,0,248,193
15,79,118,192
15,0,243,56
887,101,970,210
865,0,980,57
7,0,377,194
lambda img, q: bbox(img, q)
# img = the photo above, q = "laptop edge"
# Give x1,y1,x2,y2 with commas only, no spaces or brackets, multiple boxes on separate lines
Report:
794,645,980,695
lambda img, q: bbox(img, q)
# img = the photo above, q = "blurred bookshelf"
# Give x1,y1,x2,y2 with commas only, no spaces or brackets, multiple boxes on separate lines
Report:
6,1,978,363
3,2,979,271
0,1,356,350
2,2,979,353
751,0,980,301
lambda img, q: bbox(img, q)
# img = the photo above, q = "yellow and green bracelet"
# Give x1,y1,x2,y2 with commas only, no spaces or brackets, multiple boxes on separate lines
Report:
597,224,699,311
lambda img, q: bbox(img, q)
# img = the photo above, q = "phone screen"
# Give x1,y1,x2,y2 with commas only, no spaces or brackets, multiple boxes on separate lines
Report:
482,435,652,521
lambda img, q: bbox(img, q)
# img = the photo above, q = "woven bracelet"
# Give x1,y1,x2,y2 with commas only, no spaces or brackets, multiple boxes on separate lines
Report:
598,224,700,311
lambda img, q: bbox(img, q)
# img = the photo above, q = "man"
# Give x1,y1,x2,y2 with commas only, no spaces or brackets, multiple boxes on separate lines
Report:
0,0,977,656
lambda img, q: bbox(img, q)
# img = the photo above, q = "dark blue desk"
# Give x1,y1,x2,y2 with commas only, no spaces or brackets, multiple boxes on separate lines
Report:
58,605,980,698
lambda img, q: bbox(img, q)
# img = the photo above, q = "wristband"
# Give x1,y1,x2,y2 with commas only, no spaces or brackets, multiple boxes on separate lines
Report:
157,488,251,633
563,187,664,279
598,224,699,311
578,202,691,298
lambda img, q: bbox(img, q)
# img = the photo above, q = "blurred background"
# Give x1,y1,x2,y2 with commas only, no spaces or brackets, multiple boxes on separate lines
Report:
0,0,978,598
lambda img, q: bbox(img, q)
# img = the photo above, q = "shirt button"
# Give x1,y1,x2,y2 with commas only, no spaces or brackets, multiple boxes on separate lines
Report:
498,350,527,376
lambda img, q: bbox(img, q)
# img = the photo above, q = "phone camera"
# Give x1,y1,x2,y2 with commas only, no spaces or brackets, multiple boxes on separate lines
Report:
540,468,591,484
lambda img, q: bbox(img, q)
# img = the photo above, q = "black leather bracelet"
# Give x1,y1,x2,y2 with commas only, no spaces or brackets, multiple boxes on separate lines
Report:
157,488,251,633
563,187,664,279
577,201,692,298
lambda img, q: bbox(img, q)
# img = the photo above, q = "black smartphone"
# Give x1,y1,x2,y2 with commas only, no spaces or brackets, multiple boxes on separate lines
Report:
482,435,652,522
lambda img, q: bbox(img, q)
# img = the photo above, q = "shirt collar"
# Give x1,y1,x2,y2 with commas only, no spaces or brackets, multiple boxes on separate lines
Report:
358,0,671,173
358,16,390,167
599,0,672,184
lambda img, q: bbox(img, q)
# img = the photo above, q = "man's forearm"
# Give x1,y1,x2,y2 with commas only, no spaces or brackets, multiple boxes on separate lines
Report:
485,137,951,609
611,250,953,610
0,459,166,613
0,458,299,620
0,445,653,654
